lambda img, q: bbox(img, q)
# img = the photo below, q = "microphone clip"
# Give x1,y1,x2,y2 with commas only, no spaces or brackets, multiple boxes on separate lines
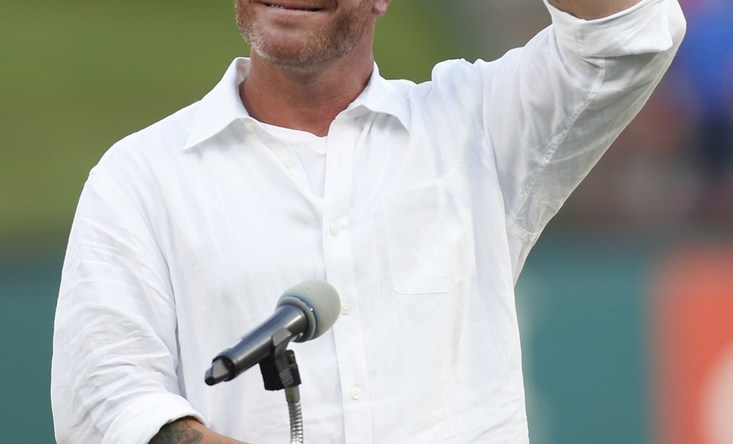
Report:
258,327,302,392
258,327,305,444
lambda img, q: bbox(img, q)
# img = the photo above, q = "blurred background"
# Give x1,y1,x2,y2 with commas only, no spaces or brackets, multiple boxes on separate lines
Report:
1,0,731,442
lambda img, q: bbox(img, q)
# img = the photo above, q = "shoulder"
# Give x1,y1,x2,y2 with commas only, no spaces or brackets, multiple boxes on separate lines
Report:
389,58,497,95
91,100,201,179
388,58,502,118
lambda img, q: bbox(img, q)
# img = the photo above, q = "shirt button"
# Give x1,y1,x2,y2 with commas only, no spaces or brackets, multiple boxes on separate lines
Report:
329,224,341,237
283,159,295,169
341,304,351,315
243,121,257,133
350,387,362,400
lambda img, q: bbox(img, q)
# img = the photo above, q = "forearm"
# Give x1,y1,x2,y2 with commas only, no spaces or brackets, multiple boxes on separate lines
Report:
150,417,249,444
548,0,641,19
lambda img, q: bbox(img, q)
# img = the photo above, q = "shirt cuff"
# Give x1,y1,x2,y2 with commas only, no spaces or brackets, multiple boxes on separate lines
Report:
103,393,207,444
544,0,680,58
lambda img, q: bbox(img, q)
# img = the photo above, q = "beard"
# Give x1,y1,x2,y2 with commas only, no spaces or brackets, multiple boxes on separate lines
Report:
235,0,373,70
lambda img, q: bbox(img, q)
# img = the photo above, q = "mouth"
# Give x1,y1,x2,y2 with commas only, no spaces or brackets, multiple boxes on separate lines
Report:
263,2,323,12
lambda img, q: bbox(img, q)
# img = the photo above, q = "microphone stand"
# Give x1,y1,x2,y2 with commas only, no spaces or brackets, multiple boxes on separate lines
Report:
258,329,304,444
206,280,341,443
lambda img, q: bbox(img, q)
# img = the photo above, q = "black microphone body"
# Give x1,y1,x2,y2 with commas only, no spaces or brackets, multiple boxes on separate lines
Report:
205,280,340,386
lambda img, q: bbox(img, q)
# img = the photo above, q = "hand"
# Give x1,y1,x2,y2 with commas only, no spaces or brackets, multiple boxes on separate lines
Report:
149,417,250,444
548,0,642,19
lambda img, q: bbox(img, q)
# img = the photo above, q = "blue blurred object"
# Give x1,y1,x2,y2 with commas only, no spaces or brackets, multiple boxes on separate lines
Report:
672,0,733,214
675,1,733,118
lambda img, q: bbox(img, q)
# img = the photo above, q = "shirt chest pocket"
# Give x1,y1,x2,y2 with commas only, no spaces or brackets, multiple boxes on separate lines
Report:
380,168,470,295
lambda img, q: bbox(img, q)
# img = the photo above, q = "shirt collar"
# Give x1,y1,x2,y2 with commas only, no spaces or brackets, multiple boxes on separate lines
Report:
183,58,410,151
183,58,251,151
343,63,411,130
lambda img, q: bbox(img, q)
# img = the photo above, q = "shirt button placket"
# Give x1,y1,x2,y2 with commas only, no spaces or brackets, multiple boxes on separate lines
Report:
321,121,373,442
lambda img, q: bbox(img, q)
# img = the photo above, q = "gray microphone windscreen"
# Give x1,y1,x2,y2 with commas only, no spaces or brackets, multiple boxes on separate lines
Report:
277,280,340,342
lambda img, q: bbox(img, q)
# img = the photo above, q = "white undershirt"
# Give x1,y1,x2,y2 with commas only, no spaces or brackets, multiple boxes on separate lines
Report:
261,122,328,198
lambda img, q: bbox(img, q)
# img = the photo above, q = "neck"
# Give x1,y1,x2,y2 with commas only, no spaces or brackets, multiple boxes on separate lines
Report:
240,43,375,137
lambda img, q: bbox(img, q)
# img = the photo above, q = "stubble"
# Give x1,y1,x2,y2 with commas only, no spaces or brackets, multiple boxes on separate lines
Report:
234,0,373,70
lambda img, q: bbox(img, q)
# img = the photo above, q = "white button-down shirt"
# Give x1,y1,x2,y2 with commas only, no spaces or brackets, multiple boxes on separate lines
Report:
51,1,685,443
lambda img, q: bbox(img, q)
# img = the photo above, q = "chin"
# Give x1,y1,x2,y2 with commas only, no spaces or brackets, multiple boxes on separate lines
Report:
252,35,351,70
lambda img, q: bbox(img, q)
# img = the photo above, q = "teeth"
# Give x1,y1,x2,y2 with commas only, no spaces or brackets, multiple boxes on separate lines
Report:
265,3,318,10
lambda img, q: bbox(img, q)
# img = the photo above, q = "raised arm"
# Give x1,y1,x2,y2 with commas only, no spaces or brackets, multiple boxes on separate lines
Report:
549,0,641,19
484,0,686,276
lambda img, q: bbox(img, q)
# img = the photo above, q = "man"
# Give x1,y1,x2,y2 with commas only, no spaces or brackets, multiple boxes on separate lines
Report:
51,0,685,442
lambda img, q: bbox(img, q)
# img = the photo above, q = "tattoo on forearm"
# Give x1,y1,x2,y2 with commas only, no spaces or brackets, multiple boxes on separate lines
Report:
149,420,203,444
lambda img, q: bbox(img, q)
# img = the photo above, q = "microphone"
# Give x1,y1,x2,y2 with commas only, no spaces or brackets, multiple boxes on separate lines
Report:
205,280,340,386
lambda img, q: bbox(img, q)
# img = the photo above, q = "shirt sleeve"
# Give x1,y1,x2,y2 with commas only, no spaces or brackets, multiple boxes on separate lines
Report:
484,0,686,278
51,155,206,443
